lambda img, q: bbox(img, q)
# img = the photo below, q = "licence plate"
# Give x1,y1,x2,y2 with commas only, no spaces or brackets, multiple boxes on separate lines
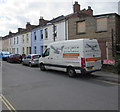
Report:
87,66,93,70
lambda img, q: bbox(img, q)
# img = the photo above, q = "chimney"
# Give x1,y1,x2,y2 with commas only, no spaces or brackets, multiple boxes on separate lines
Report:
9,31,14,36
87,6,93,16
9,31,13,35
18,28,26,33
73,1,80,13
26,22,32,30
39,17,46,25
9,31,15,36
18,28,22,33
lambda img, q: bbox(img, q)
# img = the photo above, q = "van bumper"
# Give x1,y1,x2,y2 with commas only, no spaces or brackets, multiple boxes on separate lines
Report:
75,67,101,74
81,68,101,74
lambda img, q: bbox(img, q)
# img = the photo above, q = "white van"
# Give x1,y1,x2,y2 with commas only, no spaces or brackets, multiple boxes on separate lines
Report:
39,39,102,77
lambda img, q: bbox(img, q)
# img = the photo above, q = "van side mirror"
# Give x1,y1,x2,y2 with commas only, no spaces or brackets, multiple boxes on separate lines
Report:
42,54,45,57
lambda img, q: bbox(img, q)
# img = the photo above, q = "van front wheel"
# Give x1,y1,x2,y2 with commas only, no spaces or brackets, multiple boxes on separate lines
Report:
67,67,76,77
40,63,46,71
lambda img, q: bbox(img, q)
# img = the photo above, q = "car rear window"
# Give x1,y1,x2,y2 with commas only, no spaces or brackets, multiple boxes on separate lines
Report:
14,54,20,56
33,55,39,59
26,55,31,59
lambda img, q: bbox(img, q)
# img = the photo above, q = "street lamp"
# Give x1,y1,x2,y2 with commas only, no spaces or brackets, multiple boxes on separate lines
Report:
52,23,57,42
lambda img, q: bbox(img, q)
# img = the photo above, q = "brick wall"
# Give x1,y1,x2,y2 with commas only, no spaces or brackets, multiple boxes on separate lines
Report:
68,14,119,60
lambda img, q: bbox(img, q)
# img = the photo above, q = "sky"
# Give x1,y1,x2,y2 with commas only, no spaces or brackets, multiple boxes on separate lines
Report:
0,0,119,37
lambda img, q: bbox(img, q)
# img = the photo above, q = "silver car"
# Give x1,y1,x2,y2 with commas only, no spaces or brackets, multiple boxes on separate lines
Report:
22,54,40,67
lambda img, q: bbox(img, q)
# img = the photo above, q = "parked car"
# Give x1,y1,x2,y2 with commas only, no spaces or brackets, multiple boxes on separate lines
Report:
7,54,22,63
22,54,40,67
0,51,2,59
0,51,11,61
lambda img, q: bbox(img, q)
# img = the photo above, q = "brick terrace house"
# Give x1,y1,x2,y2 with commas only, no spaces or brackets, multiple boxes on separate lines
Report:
1,1,120,61
66,1,120,61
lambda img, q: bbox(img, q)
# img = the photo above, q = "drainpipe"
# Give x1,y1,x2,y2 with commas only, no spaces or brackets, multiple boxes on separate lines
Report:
65,17,67,40
111,29,115,57
52,23,56,42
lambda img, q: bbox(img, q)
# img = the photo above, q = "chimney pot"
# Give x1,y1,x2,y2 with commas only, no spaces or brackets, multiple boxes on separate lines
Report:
26,22,32,29
27,22,30,25
73,1,80,13
88,6,91,9
87,6,93,15
9,31,12,35
18,28,25,33
39,17,46,25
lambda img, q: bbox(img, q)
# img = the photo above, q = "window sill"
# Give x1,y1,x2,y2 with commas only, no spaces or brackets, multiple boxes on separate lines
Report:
77,32,86,35
95,31,107,33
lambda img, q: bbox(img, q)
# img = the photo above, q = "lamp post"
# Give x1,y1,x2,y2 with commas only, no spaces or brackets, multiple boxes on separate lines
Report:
52,23,56,42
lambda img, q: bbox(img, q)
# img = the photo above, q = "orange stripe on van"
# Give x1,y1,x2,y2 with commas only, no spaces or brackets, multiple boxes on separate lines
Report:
63,53,80,57
86,57,101,62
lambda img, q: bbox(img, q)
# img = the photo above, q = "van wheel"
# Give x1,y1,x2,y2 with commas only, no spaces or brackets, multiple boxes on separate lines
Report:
40,63,46,71
29,63,32,67
67,67,76,77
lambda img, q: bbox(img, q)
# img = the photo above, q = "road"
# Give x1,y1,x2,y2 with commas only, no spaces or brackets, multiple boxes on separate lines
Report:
1,61,119,111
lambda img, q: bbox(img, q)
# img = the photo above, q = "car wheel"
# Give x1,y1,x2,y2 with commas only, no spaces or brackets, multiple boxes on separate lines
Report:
18,60,22,64
7,59,9,62
40,63,46,71
19,61,21,64
22,62,24,65
67,67,76,77
29,63,32,67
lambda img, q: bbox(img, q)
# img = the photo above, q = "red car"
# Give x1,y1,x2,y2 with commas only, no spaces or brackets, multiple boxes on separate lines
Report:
7,54,22,63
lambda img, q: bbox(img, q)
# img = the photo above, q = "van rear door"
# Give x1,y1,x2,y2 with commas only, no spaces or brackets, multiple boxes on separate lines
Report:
83,39,101,71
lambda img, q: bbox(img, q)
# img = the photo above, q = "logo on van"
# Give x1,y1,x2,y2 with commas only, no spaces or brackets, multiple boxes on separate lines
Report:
50,45,64,54
86,44,98,51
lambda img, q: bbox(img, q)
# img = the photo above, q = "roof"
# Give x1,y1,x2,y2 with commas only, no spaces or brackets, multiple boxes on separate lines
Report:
93,13,120,17
2,11,120,38
46,15,65,25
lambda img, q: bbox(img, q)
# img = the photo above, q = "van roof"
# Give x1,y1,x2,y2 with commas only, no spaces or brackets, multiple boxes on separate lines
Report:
49,38,96,45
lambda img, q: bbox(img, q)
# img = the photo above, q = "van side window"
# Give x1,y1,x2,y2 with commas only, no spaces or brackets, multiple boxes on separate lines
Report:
43,48,50,57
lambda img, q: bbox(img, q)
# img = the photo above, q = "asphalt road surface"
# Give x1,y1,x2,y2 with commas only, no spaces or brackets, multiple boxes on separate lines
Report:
1,61,119,110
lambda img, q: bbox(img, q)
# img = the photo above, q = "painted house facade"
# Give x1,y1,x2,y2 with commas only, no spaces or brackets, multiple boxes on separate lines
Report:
2,32,15,53
31,26,44,55
12,33,21,54
2,36,9,51
43,15,68,51
20,31,31,55
20,22,36,55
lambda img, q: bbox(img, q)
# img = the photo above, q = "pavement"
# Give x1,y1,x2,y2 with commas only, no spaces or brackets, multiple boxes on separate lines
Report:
93,70,119,84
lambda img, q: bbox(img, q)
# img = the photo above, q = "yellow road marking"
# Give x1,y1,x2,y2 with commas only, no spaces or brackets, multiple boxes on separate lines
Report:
93,79,120,86
0,94,17,112
1,94,16,111
0,96,13,112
